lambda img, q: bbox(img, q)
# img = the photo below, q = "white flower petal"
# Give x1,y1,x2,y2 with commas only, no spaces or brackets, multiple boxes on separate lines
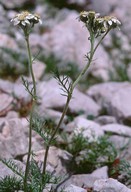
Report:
21,21,26,26
13,19,20,26
108,20,112,26
39,19,42,24
25,19,30,25
26,14,34,19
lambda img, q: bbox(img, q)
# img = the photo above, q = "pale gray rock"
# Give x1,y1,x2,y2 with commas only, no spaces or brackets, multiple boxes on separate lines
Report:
87,82,131,122
6,111,19,119
91,166,108,179
37,108,67,125
101,123,131,137
64,184,86,192
109,135,131,160
0,160,25,179
57,174,98,191
67,0,87,6
95,115,117,125
70,88,101,116
0,5,10,34
41,12,89,69
0,79,14,94
0,118,28,158
0,47,28,77
90,0,119,14
93,178,131,192
90,0,131,41
87,82,129,105
0,93,13,114
0,0,34,9
66,116,104,141
0,33,18,49
40,12,111,80
24,146,72,175
37,78,100,117
90,45,112,81
109,85,131,122
13,81,32,104
32,60,46,81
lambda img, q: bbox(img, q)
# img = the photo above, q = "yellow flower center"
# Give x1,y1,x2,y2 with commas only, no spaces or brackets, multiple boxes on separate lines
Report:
18,11,30,21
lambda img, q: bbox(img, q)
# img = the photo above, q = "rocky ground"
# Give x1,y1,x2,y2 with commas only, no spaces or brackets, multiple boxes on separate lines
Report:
1,0,131,191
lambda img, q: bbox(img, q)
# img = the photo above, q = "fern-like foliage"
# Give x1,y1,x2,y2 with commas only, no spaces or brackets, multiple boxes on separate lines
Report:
54,69,72,97
65,134,118,174
0,158,61,192
28,158,61,192
21,76,37,100
1,159,24,179
31,113,54,145
28,159,44,192
0,176,23,192
118,160,131,186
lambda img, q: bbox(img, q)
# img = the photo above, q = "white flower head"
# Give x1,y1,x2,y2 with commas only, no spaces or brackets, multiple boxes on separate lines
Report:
79,10,100,24
79,10,121,37
103,16,121,29
11,11,42,28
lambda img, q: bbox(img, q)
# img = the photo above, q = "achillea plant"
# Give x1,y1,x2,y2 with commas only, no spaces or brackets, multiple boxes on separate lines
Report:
0,10,121,192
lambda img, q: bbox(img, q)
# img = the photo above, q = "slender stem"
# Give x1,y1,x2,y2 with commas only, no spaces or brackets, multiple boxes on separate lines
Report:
42,33,96,175
72,33,95,89
93,29,110,54
42,93,72,175
24,34,36,192
42,29,109,176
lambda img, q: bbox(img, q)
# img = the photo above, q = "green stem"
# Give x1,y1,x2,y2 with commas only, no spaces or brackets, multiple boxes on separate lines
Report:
42,29,109,176
93,29,110,54
42,93,72,175
42,33,95,175
24,34,36,192
72,33,95,89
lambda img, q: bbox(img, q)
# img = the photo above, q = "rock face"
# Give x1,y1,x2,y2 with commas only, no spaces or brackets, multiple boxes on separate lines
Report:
101,123,131,137
0,93,13,116
0,118,28,158
0,1,131,191
40,12,111,80
24,146,72,175
66,116,104,141
0,0,34,9
87,82,131,123
90,0,131,39
0,33,18,49
93,178,131,192
37,78,101,117
64,184,86,192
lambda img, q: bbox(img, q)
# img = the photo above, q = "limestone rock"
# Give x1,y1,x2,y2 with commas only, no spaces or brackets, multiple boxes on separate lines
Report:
93,178,131,192
57,174,98,191
24,146,72,175
66,116,104,141
101,123,131,137
0,33,18,49
91,166,108,179
0,118,28,158
87,82,131,122
37,78,100,117
95,115,117,125
0,160,25,179
32,60,46,81
0,0,34,9
0,93,13,116
64,184,86,192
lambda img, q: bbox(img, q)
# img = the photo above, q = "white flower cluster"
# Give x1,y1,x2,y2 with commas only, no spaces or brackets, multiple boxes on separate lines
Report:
79,11,121,36
11,11,42,27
